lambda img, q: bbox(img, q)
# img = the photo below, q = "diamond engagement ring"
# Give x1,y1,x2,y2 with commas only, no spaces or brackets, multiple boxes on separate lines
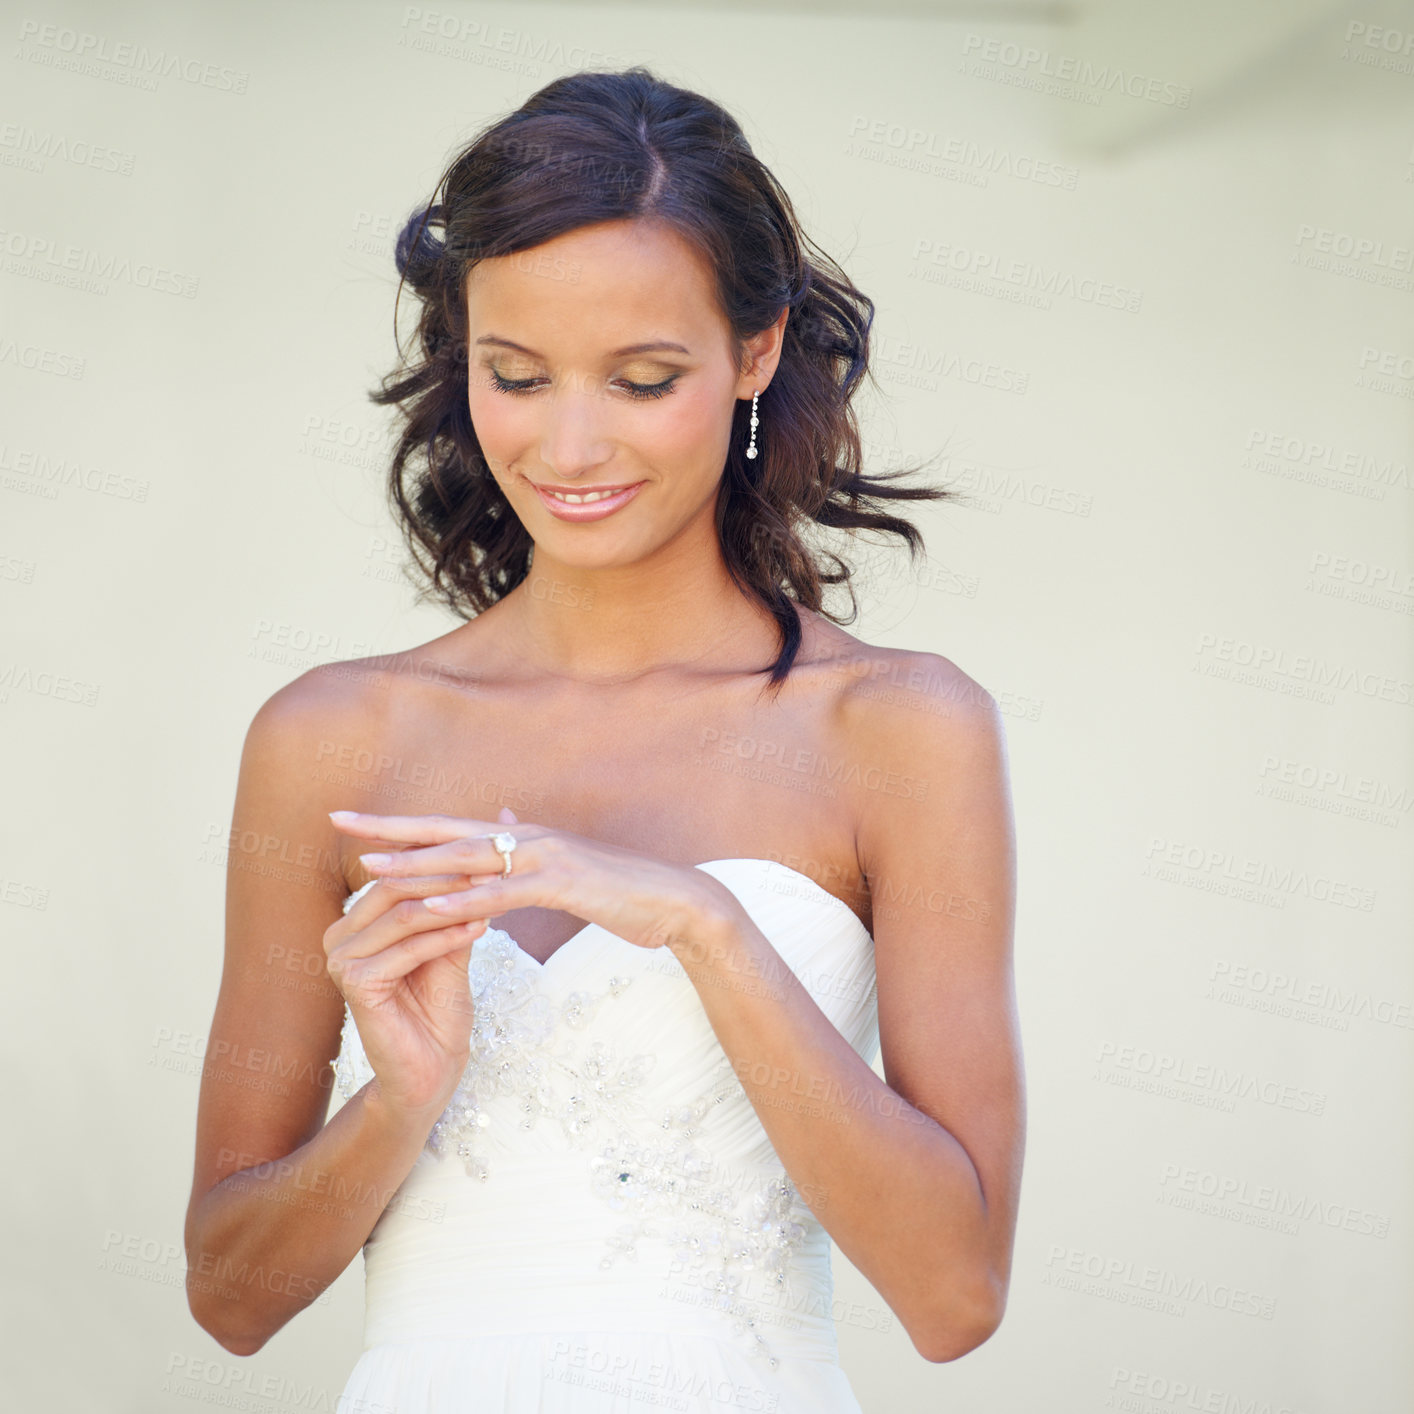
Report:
482,831,518,876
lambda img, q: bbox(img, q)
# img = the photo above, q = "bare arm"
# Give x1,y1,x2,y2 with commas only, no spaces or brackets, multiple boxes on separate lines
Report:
183,670,457,1355
669,654,1024,1363
187,1078,448,1355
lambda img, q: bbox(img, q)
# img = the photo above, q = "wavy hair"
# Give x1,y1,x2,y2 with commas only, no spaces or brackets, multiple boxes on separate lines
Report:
369,65,958,690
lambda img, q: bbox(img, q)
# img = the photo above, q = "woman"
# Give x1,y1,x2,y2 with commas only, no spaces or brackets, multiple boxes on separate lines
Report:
184,66,1023,1413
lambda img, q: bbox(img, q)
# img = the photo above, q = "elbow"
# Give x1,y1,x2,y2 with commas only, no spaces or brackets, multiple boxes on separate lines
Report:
184,1218,277,1356
913,1311,1002,1364
215,1326,270,1359
908,1274,1008,1364
215,1331,269,1359
186,1282,271,1358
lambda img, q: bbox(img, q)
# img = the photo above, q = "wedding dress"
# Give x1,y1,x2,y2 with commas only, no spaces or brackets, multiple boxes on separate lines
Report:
330,856,882,1412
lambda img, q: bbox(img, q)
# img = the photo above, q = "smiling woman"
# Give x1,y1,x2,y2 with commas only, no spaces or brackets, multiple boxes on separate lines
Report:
183,64,1024,1414
373,66,962,687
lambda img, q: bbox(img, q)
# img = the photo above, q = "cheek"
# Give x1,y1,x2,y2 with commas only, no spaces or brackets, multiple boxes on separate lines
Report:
466,387,528,471
640,386,723,467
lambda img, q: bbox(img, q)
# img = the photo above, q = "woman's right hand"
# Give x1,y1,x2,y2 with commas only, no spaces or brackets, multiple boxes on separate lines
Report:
323,863,487,1119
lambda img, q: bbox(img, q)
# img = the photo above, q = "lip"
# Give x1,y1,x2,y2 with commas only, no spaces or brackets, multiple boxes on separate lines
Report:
529,479,646,522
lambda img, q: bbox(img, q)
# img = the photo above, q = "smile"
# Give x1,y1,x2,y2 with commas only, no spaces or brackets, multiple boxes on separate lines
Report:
530,480,646,522
544,487,624,504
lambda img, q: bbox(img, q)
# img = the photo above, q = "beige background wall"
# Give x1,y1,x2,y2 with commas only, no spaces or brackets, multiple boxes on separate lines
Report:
5,0,1411,1409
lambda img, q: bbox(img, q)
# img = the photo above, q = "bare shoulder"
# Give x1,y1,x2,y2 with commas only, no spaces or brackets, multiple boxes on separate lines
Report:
843,645,995,726
251,631,471,723
787,617,1009,872
835,640,1012,852
807,628,1011,888
243,659,384,786
247,656,377,739
796,615,1002,752
245,632,472,770
237,650,428,887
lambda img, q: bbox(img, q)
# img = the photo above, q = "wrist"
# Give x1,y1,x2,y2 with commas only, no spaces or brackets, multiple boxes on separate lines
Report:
667,895,794,1001
666,897,750,972
361,1076,453,1140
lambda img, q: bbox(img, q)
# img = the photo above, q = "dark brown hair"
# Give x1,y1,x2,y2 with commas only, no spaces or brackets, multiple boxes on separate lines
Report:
369,65,957,689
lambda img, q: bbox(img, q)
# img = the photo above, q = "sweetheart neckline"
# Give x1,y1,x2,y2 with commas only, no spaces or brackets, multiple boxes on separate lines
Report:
344,856,872,972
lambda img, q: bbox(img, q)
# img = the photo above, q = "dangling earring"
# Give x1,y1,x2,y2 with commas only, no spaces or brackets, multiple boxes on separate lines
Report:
745,389,760,460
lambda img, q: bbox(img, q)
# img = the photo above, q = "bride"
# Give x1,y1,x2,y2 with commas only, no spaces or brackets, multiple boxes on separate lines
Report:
184,65,1023,1412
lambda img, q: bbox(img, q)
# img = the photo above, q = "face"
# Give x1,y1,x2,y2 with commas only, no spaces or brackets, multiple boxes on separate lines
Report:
464,218,780,568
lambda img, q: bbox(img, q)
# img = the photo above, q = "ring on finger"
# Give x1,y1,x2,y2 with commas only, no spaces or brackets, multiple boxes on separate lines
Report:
477,831,517,877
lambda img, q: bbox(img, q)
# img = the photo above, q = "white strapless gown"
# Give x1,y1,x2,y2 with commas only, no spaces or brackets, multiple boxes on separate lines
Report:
330,857,881,1413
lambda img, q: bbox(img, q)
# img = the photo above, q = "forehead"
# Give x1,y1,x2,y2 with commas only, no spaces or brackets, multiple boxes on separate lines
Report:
465,219,723,347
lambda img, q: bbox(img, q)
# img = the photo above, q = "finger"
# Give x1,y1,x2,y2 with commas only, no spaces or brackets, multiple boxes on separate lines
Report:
417,873,546,922
328,810,505,843
333,888,492,965
340,917,487,991
497,806,519,824
345,870,471,904
339,872,474,930
355,874,536,932
359,835,526,884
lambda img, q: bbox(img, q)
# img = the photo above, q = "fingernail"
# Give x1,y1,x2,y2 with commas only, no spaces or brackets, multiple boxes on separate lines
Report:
360,852,392,868
424,895,452,910
330,810,359,820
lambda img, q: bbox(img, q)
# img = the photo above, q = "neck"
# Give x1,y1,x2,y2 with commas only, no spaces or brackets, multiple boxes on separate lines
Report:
495,534,779,684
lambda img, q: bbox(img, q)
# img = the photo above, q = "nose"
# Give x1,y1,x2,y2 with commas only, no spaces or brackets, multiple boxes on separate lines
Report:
538,373,615,482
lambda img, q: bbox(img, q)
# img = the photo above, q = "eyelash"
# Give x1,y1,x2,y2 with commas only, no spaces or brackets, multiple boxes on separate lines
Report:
486,370,679,401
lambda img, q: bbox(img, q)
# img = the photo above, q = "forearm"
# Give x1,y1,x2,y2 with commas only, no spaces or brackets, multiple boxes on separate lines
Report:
185,1080,442,1355
671,911,1000,1361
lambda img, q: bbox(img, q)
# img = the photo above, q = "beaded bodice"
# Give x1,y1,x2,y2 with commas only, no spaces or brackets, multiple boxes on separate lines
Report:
330,857,880,1369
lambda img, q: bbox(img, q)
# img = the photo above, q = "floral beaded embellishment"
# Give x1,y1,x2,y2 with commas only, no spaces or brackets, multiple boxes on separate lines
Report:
589,1058,812,1369
428,932,649,1180
330,895,649,1182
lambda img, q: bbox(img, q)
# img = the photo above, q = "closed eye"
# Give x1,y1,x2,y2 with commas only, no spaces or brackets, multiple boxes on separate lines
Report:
487,371,679,401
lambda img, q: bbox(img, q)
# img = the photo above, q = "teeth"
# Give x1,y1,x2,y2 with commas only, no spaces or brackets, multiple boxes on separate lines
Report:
547,487,623,504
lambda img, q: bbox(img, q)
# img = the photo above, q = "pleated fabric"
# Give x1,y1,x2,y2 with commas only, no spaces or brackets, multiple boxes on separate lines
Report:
332,858,881,1413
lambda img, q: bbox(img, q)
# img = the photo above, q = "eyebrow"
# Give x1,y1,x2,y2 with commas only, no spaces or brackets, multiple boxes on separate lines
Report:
473,335,691,358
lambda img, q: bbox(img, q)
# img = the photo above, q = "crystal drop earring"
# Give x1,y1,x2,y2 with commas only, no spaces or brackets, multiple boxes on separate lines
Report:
745,389,760,460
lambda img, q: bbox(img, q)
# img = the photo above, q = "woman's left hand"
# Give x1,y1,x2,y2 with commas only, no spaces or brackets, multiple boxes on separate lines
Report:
328,807,745,956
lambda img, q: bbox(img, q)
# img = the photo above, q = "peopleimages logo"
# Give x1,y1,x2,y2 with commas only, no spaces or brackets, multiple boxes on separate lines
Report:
0,122,136,176
910,237,1143,313
14,20,250,93
0,228,199,298
959,33,1192,107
